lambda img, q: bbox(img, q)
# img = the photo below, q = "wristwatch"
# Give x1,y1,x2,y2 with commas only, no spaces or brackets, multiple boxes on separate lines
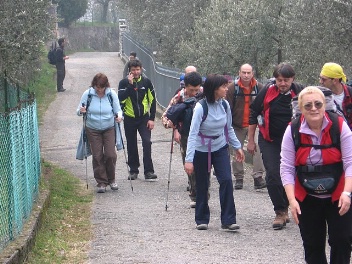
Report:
342,191,352,198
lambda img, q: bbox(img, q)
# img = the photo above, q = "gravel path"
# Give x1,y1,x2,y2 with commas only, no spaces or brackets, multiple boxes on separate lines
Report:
39,52,306,264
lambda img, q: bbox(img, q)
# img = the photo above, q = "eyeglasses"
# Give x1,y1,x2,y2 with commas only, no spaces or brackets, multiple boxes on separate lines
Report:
303,101,324,111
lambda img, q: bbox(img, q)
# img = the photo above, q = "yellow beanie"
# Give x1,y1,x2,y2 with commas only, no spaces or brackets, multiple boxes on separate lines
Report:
320,62,347,83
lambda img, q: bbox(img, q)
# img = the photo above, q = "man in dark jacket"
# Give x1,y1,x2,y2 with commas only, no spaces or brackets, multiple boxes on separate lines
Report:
55,37,69,92
118,60,157,180
226,64,266,190
247,63,303,230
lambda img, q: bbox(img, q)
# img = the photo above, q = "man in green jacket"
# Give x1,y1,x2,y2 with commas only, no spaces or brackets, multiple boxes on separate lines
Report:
118,60,157,180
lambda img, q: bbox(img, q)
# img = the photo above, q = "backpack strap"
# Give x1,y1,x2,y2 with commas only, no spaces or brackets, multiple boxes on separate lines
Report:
233,79,259,104
291,112,341,152
200,98,228,123
106,90,116,115
198,98,229,172
86,89,92,112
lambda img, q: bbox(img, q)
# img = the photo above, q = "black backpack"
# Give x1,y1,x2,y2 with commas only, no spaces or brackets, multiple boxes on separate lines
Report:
291,111,341,152
48,42,57,65
175,97,228,136
232,78,260,107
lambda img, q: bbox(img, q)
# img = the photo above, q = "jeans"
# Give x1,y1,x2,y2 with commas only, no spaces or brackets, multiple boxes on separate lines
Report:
193,145,236,225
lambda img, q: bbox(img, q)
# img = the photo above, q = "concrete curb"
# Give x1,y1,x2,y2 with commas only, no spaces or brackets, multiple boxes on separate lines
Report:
0,187,51,264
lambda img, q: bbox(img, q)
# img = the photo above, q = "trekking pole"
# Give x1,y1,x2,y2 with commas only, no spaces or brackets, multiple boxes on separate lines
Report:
82,103,88,189
165,130,175,211
118,123,133,192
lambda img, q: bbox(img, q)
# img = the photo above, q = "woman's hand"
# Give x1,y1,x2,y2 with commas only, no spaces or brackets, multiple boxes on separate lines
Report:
289,199,301,224
115,116,122,123
338,193,351,216
234,149,245,162
184,162,194,175
80,105,86,114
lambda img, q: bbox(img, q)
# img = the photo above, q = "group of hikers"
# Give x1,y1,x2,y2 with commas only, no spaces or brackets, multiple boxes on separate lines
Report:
76,54,352,263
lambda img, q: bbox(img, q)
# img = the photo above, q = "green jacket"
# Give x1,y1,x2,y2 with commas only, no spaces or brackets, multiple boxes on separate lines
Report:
118,76,156,120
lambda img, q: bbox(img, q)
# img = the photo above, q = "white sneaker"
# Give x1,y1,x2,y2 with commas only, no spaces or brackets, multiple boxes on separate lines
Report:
110,182,118,191
190,201,196,208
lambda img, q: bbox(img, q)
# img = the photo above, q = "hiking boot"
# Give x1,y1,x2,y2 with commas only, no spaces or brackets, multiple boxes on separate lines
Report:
284,208,290,223
221,224,240,231
196,224,208,230
254,177,267,189
234,179,243,190
128,173,138,180
97,185,106,193
190,201,196,208
110,182,118,191
272,211,286,230
145,172,157,180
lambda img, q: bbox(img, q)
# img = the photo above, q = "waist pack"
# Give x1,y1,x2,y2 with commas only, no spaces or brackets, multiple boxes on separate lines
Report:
296,162,343,195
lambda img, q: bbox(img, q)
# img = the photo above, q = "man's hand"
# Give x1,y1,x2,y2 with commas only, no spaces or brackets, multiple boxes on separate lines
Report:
147,120,154,130
174,129,181,143
128,72,134,85
247,140,257,155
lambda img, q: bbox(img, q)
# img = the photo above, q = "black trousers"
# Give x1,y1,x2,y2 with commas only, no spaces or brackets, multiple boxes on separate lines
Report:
298,195,352,264
123,115,154,175
258,133,288,212
56,63,65,91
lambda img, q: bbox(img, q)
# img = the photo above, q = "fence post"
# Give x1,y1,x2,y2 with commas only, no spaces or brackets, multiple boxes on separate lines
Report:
4,72,9,113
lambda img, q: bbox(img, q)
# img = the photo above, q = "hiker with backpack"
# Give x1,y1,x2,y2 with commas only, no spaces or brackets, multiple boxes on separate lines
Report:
319,62,352,129
280,86,352,263
55,37,69,92
247,63,303,230
225,63,266,190
161,71,203,208
184,74,244,231
77,73,122,193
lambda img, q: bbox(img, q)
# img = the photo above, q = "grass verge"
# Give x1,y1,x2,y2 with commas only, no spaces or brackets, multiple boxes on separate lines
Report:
24,58,93,263
27,57,57,124
25,163,93,264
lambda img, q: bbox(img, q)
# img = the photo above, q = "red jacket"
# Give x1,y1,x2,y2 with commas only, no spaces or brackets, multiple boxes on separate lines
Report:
258,84,297,141
294,114,345,202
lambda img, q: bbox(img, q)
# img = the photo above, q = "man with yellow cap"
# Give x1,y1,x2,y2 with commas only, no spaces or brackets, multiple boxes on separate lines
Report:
319,62,352,129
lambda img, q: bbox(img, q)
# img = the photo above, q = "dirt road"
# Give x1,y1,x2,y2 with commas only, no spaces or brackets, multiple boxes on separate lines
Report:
40,52,305,264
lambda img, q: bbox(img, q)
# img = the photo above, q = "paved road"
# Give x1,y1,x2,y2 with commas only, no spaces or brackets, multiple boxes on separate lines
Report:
40,52,306,264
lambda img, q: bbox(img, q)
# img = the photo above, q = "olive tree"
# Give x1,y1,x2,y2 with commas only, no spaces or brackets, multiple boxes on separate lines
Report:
0,0,53,84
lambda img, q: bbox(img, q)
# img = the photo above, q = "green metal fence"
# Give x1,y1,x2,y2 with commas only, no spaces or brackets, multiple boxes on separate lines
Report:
0,77,41,252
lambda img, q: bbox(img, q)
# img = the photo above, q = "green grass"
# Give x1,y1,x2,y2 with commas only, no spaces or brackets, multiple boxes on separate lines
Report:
27,58,57,123
23,56,94,263
25,163,93,264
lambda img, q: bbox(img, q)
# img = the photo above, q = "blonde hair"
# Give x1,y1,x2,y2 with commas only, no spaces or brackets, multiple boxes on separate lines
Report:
298,86,325,110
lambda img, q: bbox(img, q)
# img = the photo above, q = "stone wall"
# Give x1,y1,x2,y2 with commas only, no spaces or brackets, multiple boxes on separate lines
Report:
58,26,119,52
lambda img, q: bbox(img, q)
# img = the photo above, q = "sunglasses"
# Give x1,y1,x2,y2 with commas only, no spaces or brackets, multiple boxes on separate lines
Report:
303,101,324,111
